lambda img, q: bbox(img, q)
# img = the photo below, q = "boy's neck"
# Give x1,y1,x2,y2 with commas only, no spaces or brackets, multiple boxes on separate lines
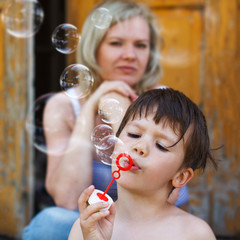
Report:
116,186,171,221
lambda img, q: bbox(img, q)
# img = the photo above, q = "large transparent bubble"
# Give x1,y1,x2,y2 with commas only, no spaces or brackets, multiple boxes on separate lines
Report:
95,135,125,166
91,124,114,149
52,23,80,54
25,93,70,155
60,64,94,99
98,98,123,124
91,7,112,29
2,0,44,38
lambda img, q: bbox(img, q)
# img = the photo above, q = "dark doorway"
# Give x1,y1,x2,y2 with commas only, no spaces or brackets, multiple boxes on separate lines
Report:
33,0,66,214
35,0,65,98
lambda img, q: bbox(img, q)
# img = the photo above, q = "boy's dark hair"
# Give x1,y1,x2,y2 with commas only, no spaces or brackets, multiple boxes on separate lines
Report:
116,88,217,171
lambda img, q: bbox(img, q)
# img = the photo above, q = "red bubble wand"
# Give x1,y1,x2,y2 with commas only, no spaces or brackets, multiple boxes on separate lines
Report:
97,153,133,201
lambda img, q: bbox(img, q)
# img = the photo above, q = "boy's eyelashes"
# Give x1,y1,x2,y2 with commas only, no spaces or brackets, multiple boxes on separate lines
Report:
127,132,169,152
156,143,169,152
127,133,140,138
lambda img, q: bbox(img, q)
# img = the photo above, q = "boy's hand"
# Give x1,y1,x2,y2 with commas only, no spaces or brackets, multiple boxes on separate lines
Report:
79,185,116,240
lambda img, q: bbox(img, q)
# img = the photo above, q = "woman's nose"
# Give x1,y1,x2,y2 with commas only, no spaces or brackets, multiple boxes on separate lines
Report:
122,44,136,60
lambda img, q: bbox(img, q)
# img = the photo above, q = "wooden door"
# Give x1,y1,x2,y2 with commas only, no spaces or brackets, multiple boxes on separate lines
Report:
0,1,34,238
66,0,240,237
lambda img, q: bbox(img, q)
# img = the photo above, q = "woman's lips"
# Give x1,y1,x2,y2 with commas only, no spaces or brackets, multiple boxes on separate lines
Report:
118,66,136,73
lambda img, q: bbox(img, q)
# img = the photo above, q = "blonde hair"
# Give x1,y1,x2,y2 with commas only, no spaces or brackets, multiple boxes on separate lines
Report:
77,0,162,94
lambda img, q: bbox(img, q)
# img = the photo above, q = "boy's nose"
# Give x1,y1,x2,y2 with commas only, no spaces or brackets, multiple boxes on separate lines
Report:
132,142,148,157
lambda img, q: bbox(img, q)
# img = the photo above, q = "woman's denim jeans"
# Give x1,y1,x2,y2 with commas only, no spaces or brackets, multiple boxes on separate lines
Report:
22,207,79,240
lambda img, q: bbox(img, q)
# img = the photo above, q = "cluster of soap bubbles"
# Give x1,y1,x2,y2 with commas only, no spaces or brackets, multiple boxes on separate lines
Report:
23,5,122,166
51,7,112,54
25,92,124,167
25,92,124,166
91,124,124,166
52,7,112,97
91,96,124,166
1,1,112,41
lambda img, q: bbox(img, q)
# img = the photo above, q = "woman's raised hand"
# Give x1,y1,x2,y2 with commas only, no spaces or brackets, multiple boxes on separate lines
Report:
87,81,138,109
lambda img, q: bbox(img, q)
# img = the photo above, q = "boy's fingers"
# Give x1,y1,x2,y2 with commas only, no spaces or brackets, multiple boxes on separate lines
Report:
78,185,95,212
106,203,116,222
80,202,110,229
81,201,109,220
80,210,110,229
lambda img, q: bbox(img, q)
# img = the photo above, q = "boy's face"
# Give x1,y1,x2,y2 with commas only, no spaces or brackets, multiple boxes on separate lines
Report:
113,113,188,194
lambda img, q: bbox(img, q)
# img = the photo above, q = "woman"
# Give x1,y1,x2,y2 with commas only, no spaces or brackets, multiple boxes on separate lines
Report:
23,1,187,239
44,0,161,210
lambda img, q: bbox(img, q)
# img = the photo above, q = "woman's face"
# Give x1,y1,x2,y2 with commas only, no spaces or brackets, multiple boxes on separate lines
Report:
97,16,150,86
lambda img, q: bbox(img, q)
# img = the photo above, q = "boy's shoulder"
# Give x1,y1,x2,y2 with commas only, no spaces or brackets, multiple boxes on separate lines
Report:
119,207,216,240
166,208,216,240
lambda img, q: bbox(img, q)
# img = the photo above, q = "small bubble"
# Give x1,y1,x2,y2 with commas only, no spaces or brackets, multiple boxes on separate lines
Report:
91,7,112,29
52,23,80,54
98,98,123,124
2,0,44,38
96,136,124,166
91,124,114,149
60,64,94,99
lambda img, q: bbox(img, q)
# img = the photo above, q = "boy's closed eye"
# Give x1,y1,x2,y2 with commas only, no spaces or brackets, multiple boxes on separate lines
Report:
127,132,140,138
156,142,169,152
127,133,169,152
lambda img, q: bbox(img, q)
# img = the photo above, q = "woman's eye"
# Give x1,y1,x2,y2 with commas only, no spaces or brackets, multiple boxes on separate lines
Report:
110,41,121,46
136,43,148,49
156,143,168,152
127,133,140,138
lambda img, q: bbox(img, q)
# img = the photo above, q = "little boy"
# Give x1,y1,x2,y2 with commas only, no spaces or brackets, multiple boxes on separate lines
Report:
68,88,217,240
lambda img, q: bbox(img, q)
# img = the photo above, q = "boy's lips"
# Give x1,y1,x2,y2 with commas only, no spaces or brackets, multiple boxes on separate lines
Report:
120,155,140,171
129,159,140,171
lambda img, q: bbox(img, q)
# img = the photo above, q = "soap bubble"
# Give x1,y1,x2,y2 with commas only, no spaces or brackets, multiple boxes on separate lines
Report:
91,124,114,149
60,64,94,99
97,135,118,151
98,98,123,124
25,93,69,155
91,7,112,29
96,135,124,166
2,0,44,38
52,23,80,54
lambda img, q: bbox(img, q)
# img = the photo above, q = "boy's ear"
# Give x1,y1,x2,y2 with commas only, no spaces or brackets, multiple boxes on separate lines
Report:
172,168,194,188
